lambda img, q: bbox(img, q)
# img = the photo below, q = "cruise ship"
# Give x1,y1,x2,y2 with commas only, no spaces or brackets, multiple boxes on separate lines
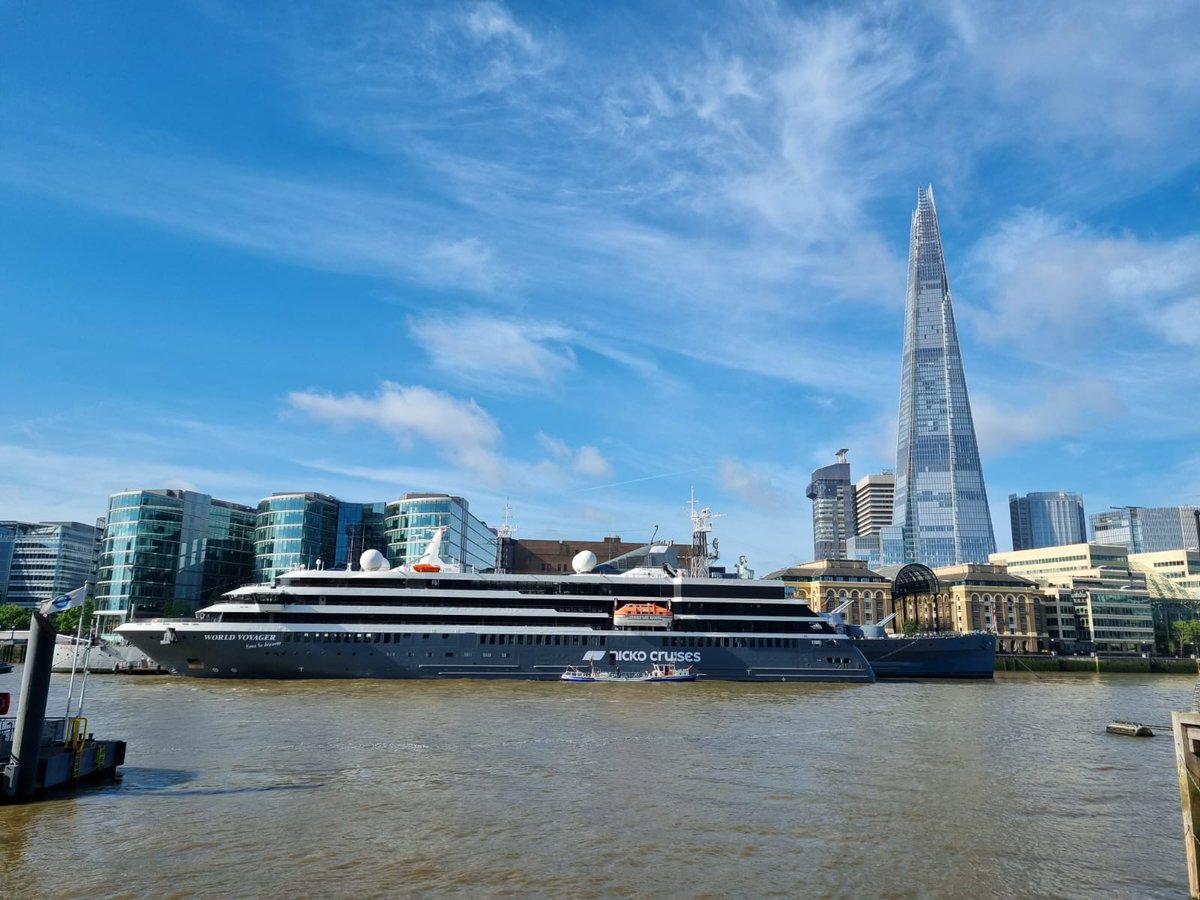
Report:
117,531,874,683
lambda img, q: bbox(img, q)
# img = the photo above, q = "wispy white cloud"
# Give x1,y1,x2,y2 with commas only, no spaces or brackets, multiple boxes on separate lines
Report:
971,380,1123,455
410,314,576,387
963,211,1200,352
536,432,614,480
288,383,503,480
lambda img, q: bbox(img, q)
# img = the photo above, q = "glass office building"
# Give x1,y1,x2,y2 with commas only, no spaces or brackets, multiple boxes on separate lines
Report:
1009,491,1087,551
893,186,996,567
254,493,387,582
385,493,498,572
0,520,100,607
95,489,256,634
806,450,856,560
1092,506,1200,553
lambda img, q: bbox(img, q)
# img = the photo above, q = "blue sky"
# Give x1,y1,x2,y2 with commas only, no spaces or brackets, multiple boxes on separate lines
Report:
3,1,1199,572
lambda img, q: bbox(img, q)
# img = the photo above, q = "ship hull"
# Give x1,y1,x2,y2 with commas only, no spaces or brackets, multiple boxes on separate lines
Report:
854,632,996,679
119,624,874,683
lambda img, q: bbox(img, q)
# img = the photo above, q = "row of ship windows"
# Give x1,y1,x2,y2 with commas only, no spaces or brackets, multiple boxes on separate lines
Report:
271,632,822,650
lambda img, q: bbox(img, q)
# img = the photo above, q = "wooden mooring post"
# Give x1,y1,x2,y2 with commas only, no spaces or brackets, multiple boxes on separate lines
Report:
1173,711,1200,897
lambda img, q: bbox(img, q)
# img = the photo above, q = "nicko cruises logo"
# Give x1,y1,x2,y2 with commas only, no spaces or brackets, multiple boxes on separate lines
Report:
582,649,701,664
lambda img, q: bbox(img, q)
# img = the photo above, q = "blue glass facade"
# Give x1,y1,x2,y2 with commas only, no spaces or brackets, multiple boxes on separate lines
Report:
1009,492,1087,551
255,493,387,582
255,493,340,582
385,493,497,572
96,490,255,633
1092,506,1200,553
0,520,100,607
893,186,996,567
806,453,855,560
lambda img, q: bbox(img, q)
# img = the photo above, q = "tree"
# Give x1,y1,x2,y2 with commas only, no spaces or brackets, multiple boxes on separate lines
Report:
1172,620,1191,657
1188,620,1200,657
0,604,32,630
903,618,920,636
54,599,95,636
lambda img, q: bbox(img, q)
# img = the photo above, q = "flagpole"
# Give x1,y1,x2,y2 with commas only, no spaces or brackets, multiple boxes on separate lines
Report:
75,615,95,720
63,598,85,720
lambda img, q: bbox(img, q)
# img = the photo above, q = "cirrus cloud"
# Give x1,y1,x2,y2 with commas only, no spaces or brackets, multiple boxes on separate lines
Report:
288,382,503,479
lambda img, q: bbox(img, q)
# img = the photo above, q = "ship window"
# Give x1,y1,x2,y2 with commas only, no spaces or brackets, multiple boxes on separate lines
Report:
445,652,454,657
422,634,430,639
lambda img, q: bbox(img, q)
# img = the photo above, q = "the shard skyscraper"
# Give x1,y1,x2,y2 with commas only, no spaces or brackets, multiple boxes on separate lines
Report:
893,186,996,567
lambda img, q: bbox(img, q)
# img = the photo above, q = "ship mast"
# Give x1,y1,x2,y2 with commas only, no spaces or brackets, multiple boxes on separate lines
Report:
688,488,721,578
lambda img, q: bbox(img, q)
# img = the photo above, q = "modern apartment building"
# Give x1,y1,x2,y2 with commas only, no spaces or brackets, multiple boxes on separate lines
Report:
0,520,101,607
806,450,856,560
95,489,256,634
1009,491,1087,551
893,186,996,567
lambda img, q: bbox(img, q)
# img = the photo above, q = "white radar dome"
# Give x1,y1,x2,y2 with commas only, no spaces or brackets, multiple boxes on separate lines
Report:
571,550,598,574
360,549,390,572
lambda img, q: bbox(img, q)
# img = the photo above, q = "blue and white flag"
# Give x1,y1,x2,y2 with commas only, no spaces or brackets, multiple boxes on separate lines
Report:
39,584,88,616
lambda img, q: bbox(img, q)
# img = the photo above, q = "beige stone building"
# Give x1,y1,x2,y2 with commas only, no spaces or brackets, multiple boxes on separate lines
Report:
932,563,1047,653
767,558,1048,652
767,559,894,626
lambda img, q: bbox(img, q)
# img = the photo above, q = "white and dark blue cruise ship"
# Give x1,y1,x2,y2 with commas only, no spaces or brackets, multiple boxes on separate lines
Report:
117,530,874,683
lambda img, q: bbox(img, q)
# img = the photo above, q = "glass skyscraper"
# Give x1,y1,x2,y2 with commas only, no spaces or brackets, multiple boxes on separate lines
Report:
893,186,996,567
806,450,856,560
1009,491,1087,551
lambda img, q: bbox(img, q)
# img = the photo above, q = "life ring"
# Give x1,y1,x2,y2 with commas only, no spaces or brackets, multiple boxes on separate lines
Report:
0,692,9,715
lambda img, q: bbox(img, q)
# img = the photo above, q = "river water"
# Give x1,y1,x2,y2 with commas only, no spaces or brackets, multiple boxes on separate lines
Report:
0,668,1192,899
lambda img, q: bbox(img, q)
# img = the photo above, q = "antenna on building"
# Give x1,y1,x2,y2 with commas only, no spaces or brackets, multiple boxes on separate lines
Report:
496,498,514,540
688,487,722,578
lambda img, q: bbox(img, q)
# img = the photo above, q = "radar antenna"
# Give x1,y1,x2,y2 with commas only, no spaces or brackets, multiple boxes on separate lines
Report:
688,487,722,578
496,498,514,540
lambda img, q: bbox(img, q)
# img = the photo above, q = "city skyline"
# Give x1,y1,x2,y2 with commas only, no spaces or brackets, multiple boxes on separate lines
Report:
3,3,1199,573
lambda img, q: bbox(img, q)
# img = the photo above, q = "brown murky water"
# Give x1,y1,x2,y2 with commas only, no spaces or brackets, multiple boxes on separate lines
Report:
0,669,1190,898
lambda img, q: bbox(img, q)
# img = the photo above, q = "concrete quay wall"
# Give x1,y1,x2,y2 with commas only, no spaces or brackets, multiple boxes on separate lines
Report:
997,655,1199,674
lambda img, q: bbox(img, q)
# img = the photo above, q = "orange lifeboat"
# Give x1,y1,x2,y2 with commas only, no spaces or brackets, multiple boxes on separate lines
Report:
411,563,441,573
613,602,673,629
